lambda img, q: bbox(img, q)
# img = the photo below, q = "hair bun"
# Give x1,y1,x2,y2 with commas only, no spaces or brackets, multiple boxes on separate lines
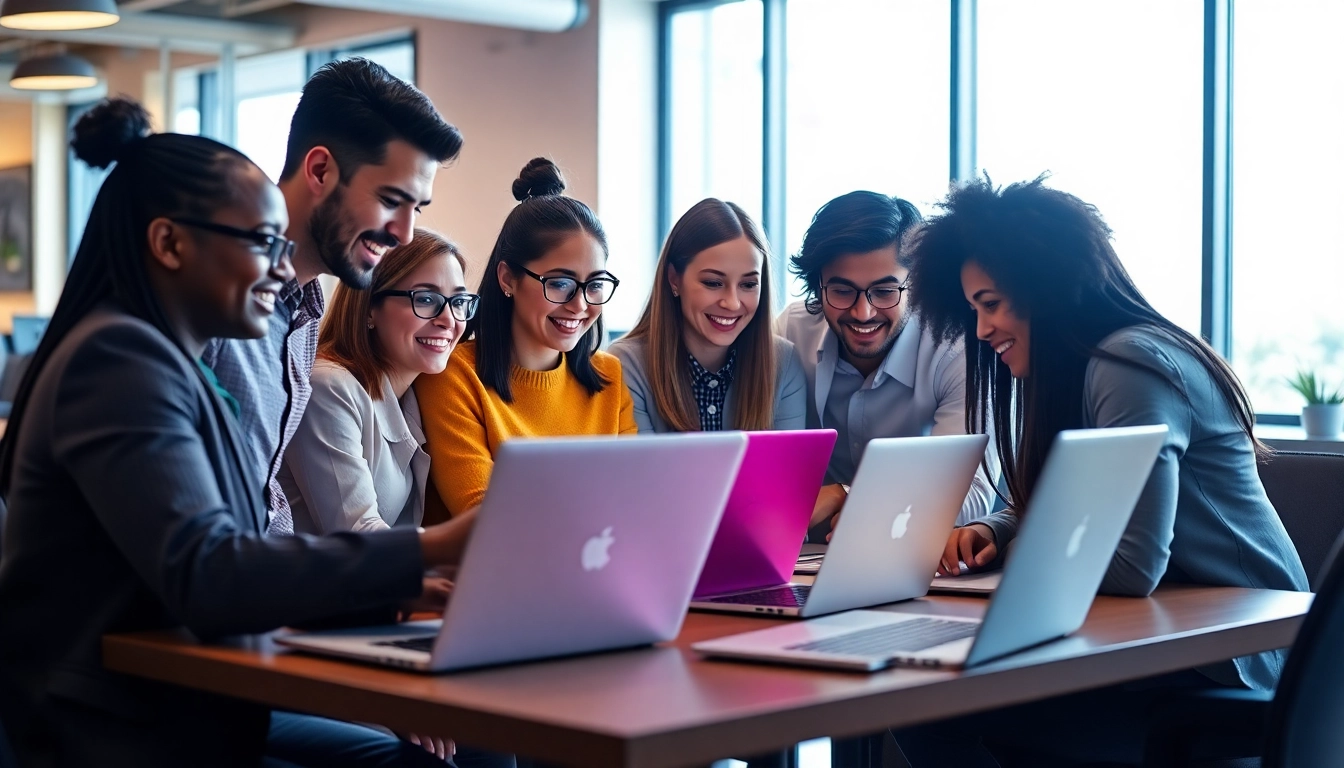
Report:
70,97,153,170
511,157,566,202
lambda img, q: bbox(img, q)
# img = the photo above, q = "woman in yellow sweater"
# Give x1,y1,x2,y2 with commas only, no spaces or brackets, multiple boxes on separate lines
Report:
417,157,637,521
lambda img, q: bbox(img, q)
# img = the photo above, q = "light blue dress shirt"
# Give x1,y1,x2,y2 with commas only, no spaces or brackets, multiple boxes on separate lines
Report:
776,301,998,524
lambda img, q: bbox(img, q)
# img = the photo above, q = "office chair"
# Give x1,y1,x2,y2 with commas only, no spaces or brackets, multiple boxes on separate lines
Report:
1257,451,1344,589
1142,531,1344,767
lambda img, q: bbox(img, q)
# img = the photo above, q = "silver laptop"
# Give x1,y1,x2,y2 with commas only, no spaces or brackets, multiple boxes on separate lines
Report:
278,433,748,672
692,425,1168,670
689,434,989,618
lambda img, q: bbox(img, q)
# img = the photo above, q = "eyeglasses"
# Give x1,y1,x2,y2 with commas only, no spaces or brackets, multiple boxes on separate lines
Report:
171,218,295,271
374,289,480,322
823,280,909,311
518,266,619,306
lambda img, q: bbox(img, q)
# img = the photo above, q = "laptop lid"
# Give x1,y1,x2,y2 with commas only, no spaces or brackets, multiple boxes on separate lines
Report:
693,429,837,598
427,433,747,671
963,424,1168,667
801,433,990,617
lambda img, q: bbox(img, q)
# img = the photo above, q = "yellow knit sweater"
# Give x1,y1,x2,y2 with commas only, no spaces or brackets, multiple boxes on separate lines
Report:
415,340,637,520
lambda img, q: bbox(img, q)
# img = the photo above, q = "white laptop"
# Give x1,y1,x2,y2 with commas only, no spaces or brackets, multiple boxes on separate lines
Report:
689,434,989,618
277,433,747,672
692,425,1168,671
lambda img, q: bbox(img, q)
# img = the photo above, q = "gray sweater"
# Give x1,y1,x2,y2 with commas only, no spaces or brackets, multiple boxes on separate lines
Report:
608,334,807,433
978,325,1309,691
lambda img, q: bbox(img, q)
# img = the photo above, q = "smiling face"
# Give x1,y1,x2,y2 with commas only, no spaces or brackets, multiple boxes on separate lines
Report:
308,140,439,289
962,261,1031,378
370,250,468,384
180,164,292,341
669,235,762,366
499,232,609,370
819,245,910,372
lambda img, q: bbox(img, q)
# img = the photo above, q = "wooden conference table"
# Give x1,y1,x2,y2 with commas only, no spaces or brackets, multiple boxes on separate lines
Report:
102,584,1309,768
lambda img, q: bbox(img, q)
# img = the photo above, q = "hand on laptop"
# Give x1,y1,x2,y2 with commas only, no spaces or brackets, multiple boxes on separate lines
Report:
938,524,997,576
810,483,848,527
418,507,479,566
399,575,454,619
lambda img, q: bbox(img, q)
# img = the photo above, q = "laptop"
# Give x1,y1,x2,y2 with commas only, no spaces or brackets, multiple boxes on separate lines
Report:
278,433,748,672
690,434,990,618
692,429,837,599
692,425,1168,671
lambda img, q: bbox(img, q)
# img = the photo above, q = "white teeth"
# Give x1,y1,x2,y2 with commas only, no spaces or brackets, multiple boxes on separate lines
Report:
361,238,389,257
253,290,276,310
551,318,582,331
849,325,880,335
417,338,450,349
708,315,740,328
995,340,1015,355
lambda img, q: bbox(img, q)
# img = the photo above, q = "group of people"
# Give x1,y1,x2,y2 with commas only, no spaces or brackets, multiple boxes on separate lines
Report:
0,54,1309,768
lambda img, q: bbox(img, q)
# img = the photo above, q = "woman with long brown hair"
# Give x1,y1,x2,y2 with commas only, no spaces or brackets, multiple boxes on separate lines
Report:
610,198,805,433
280,228,477,534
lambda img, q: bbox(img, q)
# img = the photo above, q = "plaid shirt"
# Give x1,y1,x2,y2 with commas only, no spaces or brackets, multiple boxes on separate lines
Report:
688,351,736,431
201,278,325,534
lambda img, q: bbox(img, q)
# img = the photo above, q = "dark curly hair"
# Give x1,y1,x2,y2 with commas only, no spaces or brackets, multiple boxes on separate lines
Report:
907,175,1263,508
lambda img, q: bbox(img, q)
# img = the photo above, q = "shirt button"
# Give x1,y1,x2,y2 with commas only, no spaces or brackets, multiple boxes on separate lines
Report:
708,380,719,389
708,405,718,415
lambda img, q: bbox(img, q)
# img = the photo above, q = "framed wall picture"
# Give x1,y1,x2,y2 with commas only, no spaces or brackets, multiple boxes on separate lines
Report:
0,165,32,292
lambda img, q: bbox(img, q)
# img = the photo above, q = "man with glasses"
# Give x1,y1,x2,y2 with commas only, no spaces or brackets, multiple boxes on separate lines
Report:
776,191,998,533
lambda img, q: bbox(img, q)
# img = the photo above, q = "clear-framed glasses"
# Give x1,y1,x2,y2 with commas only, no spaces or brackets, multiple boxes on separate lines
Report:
822,280,909,311
374,289,480,322
519,266,620,305
171,218,296,271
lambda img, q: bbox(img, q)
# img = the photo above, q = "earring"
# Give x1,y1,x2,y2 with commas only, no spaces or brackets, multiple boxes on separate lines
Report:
672,289,679,297
504,291,512,298
367,322,374,329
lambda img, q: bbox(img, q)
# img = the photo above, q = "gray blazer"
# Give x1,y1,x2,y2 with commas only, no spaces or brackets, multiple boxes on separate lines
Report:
608,334,807,433
977,325,1309,691
0,306,425,767
280,360,430,534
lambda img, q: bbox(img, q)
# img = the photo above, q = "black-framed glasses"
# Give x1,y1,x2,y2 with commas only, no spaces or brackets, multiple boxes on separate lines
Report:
171,218,295,270
823,280,909,311
518,266,620,306
374,289,480,322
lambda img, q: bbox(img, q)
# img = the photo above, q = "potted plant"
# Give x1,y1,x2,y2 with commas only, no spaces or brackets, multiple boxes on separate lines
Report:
1287,370,1344,439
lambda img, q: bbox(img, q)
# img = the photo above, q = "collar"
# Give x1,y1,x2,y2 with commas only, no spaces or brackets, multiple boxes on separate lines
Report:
817,313,922,389
689,348,737,385
373,374,422,446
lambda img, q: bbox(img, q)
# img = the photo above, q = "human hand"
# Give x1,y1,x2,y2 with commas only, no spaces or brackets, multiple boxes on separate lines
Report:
937,525,997,576
810,484,848,527
399,575,454,619
402,732,455,761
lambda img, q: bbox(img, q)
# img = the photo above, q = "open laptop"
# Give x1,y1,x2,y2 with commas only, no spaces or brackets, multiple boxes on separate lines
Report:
692,425,1168,671
690,434,989,618
692,429,837,599
278,433,748,672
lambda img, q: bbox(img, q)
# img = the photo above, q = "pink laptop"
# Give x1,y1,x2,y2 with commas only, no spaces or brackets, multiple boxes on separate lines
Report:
692,429,838,599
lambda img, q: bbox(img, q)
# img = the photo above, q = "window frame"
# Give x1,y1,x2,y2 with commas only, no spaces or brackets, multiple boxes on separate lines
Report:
656,0,1287,421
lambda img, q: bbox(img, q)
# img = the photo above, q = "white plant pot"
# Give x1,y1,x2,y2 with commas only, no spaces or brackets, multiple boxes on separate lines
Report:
1301,404,1344,439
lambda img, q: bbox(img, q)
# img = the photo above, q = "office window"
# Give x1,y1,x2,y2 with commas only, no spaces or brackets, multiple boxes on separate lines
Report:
976,0,1205,336
232,50,308,182
665,0,765,227
784,0,950,302
1230,1,1344,415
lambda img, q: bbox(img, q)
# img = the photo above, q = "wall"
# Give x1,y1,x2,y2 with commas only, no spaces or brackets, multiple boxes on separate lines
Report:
0,99,35,331
278,5,601,287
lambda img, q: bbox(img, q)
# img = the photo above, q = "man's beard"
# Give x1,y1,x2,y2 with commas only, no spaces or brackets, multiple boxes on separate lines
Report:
307,186,394,290
831,311,911,362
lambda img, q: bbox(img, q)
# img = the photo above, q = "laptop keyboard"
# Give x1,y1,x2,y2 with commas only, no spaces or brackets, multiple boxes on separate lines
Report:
704,584,812,607
374,636,436,653
786,618,978,656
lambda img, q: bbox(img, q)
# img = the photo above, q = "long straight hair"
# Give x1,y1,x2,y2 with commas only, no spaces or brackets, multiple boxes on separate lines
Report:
625,198,777,431
320,228,464,400
467,158,610,403
0,99,256,498
908,176,1265,509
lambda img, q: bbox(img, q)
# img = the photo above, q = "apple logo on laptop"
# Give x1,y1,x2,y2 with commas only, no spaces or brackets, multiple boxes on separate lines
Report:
890,505,913,539
1066,515,1090,559
582,526,615,571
